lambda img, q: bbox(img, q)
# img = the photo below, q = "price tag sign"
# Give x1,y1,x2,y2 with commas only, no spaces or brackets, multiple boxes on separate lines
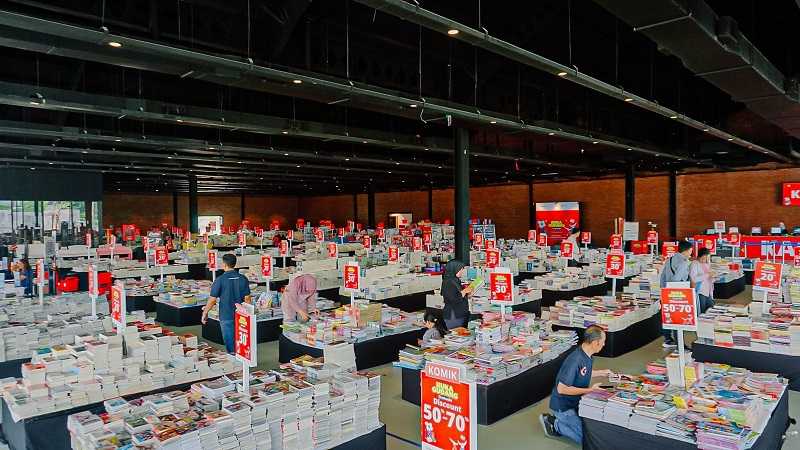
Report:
527,229,537,242
347,220,355,232
714,221,726,233
237,231,246,247
486,248,500,269
660,287,698,331
314,228,324,242
646,230,658,245
327,242,338,259
296,218,305,229
605,252,626,279
154,246,169,267
207,250,218,271
35,260,45,285
473,233,484,249
537,233,548,246
362,235,372,249
110,283,126,331
87,263,98,297
423,232,432,248
727,232,741,246
235,303,257,367
286,230,294,241
753,261,783,292
412,237,423,252
279,240,289,257
485,239,496,250
270,221,280,231
377,227,385,240
662,242,678,258
560,241,574,259
338,227,345,237
580,231,592,245
388,245,399,264
85,232,92,248
609,234,623,250
489,269,514,303
420,361,477,450
794,254,800,268
260,254,272,279
343,262,360,291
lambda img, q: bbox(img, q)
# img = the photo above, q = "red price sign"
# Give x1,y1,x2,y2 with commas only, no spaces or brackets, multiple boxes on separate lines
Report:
87,264,98,297
527,229,537,242
327,242,338,258
260,255,272,278
794,254,800,268
662,242,678,258
473,233,484,249
646,230,658,245
279,240,289,257
489,270,513,303
202,233,209,245
85,232,92,248
388,245,399,264
314,228,324,242
343,262,360,291
110,283,126,330
537,233,548,246
377,228,386,240
605,252,626,279
660,287,698,330
420,361,477,450
486,248,500,268
753,261,783,292
713,221,726,233
270,220,280,231
423,232,432,247
237,231,246,247
362,235,372,249
209,221,217,232
560,241,574,259
609,234,623,250
338,227,345,237
207,250,218,270
286,230,294,241
580,231,592,245
35,260,45,285
412,237,423,252
727,232,741,246
234,305,257,367
695,235,716,255
154,247,169,267
485,239,496,250
296,218,305,229
347,220,355,232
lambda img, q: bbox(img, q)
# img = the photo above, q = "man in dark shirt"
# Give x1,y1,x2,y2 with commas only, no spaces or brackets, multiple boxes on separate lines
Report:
201,253,252,354
540,325,614,445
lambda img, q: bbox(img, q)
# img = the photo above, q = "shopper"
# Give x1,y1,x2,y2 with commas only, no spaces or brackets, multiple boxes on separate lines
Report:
659,240,694,347
281,274,319,322
441,260,473,330
421,311,448,346
540,325,614,444
16,259,33,296
690,247,715,313
565,227,580,266
201,253,252,354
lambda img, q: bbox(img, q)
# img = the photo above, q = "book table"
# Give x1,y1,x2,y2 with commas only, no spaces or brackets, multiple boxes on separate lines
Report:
552,310,662,358
692,340,800,391
541,281,609,308
341,290,433,313
154,301,204,327
713,275,746,299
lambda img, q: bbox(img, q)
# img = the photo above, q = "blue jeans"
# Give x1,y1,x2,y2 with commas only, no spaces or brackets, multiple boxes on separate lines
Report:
219,319,235,353
554,408,582,444
698,294,714,314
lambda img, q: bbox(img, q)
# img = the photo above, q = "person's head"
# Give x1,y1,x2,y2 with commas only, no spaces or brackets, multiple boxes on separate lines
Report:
570,227,580,237
423,311,448,336
221,253,237,270
444,260,466,280
696,247,710,263
678,240,693,257
19,259,30,271
581,325,606,356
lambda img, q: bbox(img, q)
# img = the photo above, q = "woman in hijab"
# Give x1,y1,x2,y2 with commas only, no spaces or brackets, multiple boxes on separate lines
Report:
281,274,319,322
441,260,473,330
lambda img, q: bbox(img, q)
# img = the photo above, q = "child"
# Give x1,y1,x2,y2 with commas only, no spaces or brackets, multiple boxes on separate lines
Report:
422,311,448,346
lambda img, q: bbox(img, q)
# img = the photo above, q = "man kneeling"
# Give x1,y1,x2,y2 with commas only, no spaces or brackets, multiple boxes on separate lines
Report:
539,325,615,445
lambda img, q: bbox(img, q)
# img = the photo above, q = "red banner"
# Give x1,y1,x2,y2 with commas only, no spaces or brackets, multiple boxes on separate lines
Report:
605,252,625,279
753,261,783,292
782,183,800,206
489,270,513,302
420,362,477,450
660,287,698,330
261,255,272,278
535,201,580,244
343,263,360,290
739,235,800,260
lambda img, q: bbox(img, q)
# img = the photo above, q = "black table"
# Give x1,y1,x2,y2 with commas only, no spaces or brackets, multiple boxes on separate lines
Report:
335,425,386,450
202,317,283,344
605,275,633,289
425,297,542,321
0,358,29,379
692,342,800,391
186,263,208,280
401,348,573,425
541,282,609,308
279,329,425,370
582,389,789,450
341,291,432,313
155,302,203,327
552,311,662,358
126,294,155,313
714,276,746,299
516,271,547,283
745,270,754,285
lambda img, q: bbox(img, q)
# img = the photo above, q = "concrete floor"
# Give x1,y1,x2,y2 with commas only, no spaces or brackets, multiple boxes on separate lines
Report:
167,285,800,449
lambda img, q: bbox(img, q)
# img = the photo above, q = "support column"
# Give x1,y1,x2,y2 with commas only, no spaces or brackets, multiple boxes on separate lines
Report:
84,201,92,231
34,201,40,228
353,194,358,224
428,186,433,221
454,128,470,262
172,192,179,227
528,180,535,228
240,193,246,222
625,165,635,222
367,188,375,229
188,176,198,233
669,170,678,240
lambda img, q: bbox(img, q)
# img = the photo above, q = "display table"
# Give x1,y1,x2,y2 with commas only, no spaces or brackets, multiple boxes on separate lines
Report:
515,270,547,283
111,264,188,279
425,296,541,320
692,341,800,391
541,282,608,308
401,348,573,425
552,311,662,358
335,424,387,450
202,316,283,344
126,294,155,313
745,269,754,285
713,275,746,299
0,358,29,379
341,291,432,313
279,329,425,370
154,302,204,327
582,389,789,450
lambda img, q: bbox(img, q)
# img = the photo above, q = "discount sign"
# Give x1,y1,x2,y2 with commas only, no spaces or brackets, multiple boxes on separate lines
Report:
537,233,548,246
485,239,496,250
154,247,169,267
473,233,484,249
580,231,592,245
327,242,338,259
362,235,372,249
388,245,399,264
235,303,257,367
87,263,98,297
237,231,246,247
660,287,698,331
343,262,360,291
279,240,289,257
486,248,500,269
662,242,678,258
753,261,783,292
609,234,623,250
605,252,626,279
646,230,658,245
260,254,273,279
695,235,716,255
207,250,218,271
412,237,423,252
527,229,537,242
110,283,126,332
420,361,477,450
560,241,574,259
489,269,514,303
727,232,741,246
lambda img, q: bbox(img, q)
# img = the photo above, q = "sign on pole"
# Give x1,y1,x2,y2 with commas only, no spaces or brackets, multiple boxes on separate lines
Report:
527,229,536,242
420,361,477,450
489,269,513,304
35,259,45,305
235,302,257,392
362,234,372,250
486,248,500,269
580,231,592,246
560,241,575,259
662,242,678,259
661,283,697,388
605,251,625,297
609,234,623,250
110,282,126,334
343,262,361,307
388,246,399,264
327,242,338,259
88,263,99,317
260,254,273,280
207,250,218,282
537,233,548,247
473,233,484,249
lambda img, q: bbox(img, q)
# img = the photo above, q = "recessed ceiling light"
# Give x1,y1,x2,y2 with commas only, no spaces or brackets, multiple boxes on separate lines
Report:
557,71,568,77
727,137,734,141
167,156,173,159
29,167,35,170
716,151,729,155
624,98,633,102
295,165,300,168
176,119,183,123
669,115,678,119
592,141,598,144
284,153,289,156
108,41,122,48
409,103,418,108
81,150,88,154
48,162,53,165
155,189,159,192
362,140,367,144
281,130,289,134
136,177,140,181
388,171,392,174
345,158,350,161
489,120,497,124
548,132,555,136
114,138,121,142
447,29,459,36
395,162,400,165
702,128,709,132
627,148,632,151
292,79,302,84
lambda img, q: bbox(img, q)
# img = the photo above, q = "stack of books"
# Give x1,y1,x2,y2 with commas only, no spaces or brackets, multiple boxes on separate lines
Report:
696,304,800,355
546,295,660,332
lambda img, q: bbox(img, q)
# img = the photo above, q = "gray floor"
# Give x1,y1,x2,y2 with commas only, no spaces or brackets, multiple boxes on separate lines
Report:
167,286,800,449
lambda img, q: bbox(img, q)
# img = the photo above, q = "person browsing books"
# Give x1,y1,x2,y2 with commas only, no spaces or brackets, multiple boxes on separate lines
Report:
421,311,448,347
659,240,694,347
689,247,715,313
540,325,614,445
201,253,252,354
441,260,473,330
281,274,319,322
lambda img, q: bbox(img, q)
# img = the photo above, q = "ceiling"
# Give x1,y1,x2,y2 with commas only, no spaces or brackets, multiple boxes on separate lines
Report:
0,0,796,195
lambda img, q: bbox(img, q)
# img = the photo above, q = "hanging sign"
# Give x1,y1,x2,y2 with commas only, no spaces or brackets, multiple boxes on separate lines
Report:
260,255,273,279
752,261,783,293
388,246,399,264
605,252,626,279
660,287,698,331
420,361,477,450
486,248,500,269
343,262,360,291
154,247,169,267
489,269,513,303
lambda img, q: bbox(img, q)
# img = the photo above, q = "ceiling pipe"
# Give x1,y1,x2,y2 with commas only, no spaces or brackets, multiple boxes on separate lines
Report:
353,0,791,164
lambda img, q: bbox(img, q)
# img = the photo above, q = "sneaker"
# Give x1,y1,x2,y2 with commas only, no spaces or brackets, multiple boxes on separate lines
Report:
539,413,559,438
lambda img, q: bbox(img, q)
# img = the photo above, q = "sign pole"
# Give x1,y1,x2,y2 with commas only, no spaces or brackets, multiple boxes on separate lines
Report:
677,330,686,387
611,277,617,297
762,289,769,315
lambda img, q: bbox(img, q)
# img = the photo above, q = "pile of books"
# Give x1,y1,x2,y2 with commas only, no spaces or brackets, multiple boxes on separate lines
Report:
124,278,212,300
545,294,660,332
337,264,441,301
529,269,603,291
2,314,238,421
578,361,786,446
68,358,382,450
696,304,800,355
393,311,577,384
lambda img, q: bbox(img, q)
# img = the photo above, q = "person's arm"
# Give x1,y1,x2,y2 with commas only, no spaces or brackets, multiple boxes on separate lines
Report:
201,297,217,324
307,293,319,315
556,382,603,396
592,369,614,378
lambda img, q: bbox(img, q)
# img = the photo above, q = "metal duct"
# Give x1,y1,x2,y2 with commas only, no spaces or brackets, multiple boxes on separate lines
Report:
593,0,800,144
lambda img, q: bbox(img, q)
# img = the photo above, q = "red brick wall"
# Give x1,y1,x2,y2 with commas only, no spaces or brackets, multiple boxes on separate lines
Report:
356,194,369,225
375,190,429,226
297,194,356,227
197,195,242,228
244,196,298,229
635,176,671,239
471,184,530,238
432,188,454,223
103,193,175,229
